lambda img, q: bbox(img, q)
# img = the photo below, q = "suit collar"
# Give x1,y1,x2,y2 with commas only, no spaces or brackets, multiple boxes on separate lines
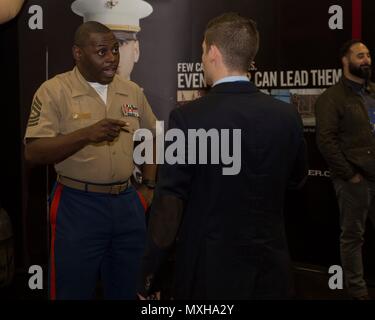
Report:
209,81,258,94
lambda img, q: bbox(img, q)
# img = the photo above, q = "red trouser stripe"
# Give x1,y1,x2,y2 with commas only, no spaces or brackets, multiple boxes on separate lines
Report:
352,0,362,39
137,191,148,212
49,183,63,300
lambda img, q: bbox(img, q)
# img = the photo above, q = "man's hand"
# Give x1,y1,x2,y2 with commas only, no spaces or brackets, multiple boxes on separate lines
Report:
137,293,146,300
81,118,129,143
349,173,363,184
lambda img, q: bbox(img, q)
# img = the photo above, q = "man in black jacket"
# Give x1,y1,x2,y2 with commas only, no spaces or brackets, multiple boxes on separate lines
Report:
315,40,375,300
139,12,307,300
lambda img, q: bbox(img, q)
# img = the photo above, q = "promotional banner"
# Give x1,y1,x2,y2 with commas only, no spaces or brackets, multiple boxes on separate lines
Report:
17,0,375,283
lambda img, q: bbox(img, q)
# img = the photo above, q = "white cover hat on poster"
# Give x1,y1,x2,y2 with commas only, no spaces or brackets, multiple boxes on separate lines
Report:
71,0,153,32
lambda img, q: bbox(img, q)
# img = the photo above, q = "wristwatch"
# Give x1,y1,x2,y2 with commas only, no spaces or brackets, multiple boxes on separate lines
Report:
142,179,156,189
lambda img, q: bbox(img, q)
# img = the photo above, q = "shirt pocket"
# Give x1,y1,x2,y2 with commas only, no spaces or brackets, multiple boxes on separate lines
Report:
63,118,103,162
120,115,140,156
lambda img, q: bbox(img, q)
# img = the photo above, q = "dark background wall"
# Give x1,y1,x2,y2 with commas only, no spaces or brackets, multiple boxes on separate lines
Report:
0,17,23,268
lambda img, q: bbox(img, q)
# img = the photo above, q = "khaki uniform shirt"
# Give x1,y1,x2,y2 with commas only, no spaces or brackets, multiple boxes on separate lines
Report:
25,67,157,184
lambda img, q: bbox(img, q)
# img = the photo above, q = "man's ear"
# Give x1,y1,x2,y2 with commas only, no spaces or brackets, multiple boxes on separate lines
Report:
72,45,82,62
209,44,222,63
342,55,348,68
133,40,140,63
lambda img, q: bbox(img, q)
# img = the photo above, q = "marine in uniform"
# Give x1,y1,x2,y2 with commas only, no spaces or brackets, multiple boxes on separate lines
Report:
72,0,154,185
24,21,157,300
71,0,153,81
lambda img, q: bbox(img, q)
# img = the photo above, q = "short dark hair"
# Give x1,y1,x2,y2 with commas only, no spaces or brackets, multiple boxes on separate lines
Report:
74,21,112,46
339,39,364,60
204,12,259,72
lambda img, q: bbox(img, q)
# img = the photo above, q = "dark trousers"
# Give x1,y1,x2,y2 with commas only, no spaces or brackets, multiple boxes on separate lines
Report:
333,178,375,297
49,184,146,300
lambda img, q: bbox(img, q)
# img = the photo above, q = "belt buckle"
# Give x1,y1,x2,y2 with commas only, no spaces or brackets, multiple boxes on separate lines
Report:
109,185,122,195
109,180,128,195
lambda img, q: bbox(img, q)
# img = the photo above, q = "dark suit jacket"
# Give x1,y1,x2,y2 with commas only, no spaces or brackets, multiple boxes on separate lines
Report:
142,81,307,300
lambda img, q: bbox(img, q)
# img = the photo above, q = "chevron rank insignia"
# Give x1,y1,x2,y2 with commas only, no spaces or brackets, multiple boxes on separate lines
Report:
28,96,42,127
121,104,139,118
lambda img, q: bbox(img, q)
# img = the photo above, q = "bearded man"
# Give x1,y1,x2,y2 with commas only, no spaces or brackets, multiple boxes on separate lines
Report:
315,40,375,300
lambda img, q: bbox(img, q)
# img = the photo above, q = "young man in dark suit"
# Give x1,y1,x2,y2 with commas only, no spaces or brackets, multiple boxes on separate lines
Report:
139,12,307,300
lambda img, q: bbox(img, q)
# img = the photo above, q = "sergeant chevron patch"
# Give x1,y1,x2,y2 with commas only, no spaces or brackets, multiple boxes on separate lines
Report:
28,96,42,127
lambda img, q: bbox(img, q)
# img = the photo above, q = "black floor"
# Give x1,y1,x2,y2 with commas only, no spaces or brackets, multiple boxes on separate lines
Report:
1,263,374,300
